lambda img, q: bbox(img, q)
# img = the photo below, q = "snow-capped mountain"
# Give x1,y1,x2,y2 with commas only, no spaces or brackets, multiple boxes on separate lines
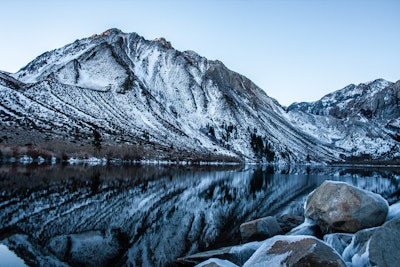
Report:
0,29,398,163
0,29,337,163
287,79,400,161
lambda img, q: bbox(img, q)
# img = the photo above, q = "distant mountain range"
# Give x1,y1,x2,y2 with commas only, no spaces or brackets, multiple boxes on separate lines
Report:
0,29,399,163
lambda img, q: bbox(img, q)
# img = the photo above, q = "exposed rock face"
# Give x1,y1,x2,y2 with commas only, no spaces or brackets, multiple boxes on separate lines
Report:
287,79,400,161
0,29,340,164
288,79,399,120
240,216,283,242
243,235,346,267
2,29,399,163
305,181,388,233
343,218,400,267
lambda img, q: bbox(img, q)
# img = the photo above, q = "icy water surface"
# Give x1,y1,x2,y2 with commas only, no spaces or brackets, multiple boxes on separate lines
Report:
0,164,399,266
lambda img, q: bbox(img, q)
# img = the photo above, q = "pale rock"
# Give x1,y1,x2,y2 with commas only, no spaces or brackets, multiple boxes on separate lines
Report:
305,181,388,233
343,217,400,267
194,258,239,267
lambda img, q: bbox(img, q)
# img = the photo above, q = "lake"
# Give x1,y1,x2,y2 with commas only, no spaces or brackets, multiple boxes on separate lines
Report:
0,163,399,266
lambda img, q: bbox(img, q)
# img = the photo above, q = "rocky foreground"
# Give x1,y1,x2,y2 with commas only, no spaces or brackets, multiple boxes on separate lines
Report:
178,180,400,267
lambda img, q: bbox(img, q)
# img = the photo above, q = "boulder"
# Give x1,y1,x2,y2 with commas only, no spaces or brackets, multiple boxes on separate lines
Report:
177,241,264,266
243,235,346,267
240,216,283,242
194,258,239,267
343,217,400,267
305,181,388,233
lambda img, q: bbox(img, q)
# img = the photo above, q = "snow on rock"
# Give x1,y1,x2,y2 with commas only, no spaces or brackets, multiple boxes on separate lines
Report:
386,201,400,221
342,218,400,267
242,235,346,267
195,258,239,267
177,241,265,266
286,218,321,236
323,233,354,255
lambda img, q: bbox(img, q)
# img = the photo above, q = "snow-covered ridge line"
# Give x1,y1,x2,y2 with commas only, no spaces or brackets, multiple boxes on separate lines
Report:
0,29,399,163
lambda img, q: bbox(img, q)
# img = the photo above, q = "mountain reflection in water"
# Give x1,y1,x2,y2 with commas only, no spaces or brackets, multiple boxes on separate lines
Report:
1,164,399,266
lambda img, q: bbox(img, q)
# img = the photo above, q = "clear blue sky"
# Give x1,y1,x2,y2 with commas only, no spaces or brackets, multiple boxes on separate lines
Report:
1,0,399,106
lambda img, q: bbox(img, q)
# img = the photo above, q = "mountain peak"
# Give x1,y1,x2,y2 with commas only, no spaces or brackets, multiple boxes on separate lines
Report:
153,37,173,49
362,78,391,88
90,28,123,38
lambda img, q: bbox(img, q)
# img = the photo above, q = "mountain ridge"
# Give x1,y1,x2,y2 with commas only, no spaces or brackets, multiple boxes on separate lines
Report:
0,29,398,163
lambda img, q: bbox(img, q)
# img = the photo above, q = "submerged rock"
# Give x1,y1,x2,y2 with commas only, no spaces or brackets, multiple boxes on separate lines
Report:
305,181,388,233
240,216,283,242
243,235,346,267
343,217,400,267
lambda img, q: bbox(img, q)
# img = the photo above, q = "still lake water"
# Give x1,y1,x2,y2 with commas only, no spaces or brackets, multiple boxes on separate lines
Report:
0,163,399,266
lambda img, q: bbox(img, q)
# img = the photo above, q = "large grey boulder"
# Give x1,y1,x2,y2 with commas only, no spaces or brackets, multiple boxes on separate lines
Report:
305,181,388,233
243,235,346,267
343,217,400,267
240,216,283,242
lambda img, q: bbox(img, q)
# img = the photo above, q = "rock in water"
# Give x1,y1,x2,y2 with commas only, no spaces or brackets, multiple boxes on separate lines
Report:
195,258,239,267
305,181,388,233
243,235,346,267
177,241,264,266
240,216,283,242
343,218,400,267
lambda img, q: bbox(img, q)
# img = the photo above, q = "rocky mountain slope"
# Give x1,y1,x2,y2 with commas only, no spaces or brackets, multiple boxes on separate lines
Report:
287,79,400,162
0,29,399,163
